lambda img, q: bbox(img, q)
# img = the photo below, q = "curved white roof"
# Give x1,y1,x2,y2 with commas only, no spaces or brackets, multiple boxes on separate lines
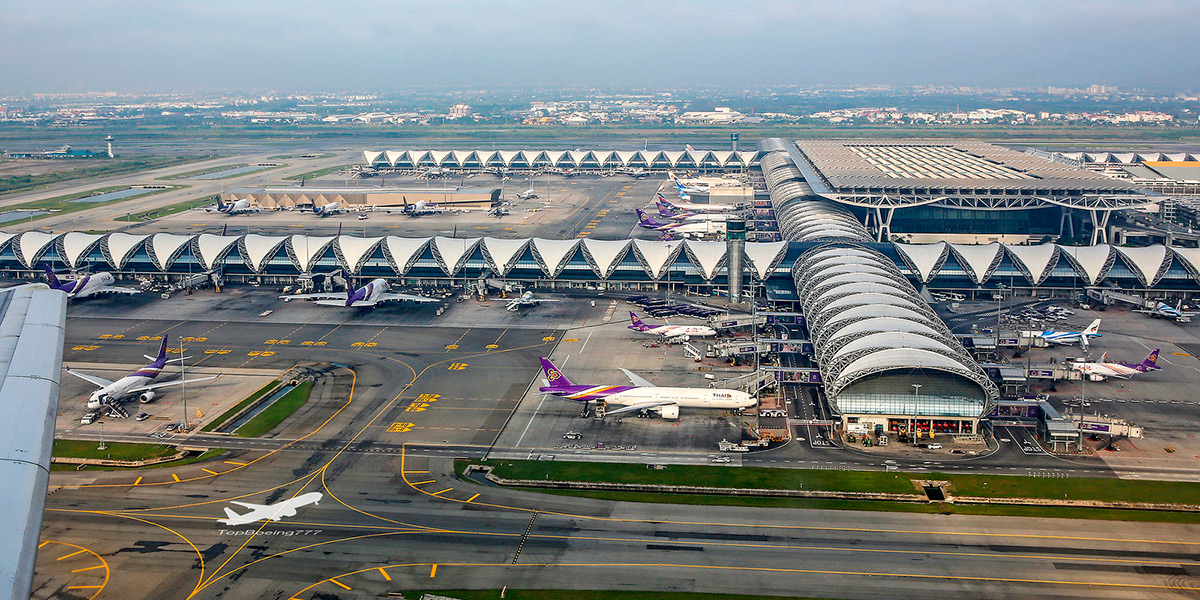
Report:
0,233,14,254
743,241,788,279
530,238,580,277
1114,245,1170,287
364,151,384,165
1171,247,1200,281
949,243,1003,284
194,234,241,271
893,242,948,282
838,348,973,381
240,235,288,272
147,234,194,270
287,235,336,273
683,240,727,280
336,236,384,274
381,236,430,275
480,237,530,276
1004,243,1058,285
580,239,631,278
58,232,104,269
823,304,931,329
431,236,479,275
830,332,953,363
816,292,923,315
1058,244,1114,285
14,232,58,268
101,233,149,270
808,281,914,306
632,239,683,280
824,318,944,348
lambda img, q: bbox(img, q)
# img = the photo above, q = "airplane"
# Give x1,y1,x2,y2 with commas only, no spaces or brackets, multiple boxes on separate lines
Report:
1134,301,1197,322
401,197,443,216
669,170,709,195
65,337,221,413
515,189,539,200
1070,349,1161,380
655,191,737,213
209,198,261,214
43,264,142,299
307,202,350,217
537,356,755,419
635,208,671,229
655,200,734,223
628,311,716,339
1036,318,1102,349
502,290,560,312
219,492,323,526
653,219,727,237
280,274,437,307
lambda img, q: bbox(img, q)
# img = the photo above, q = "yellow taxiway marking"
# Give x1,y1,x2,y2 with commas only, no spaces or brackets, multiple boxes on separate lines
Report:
224,460,246,466
378,567,391,581
403,470,430,474
38,541,50,549
133,477,143,485
58,549,87,561
201,469,219,475
72,565,106,573
430,564,438,577
430,488,453,496
67,585,104,590
409,479,436,486
329,578,351,590
171,473,181,482
466,493,480,503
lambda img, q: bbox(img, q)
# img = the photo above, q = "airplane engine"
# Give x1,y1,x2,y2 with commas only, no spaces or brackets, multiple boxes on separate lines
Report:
657,405,680,420
139,391,156,403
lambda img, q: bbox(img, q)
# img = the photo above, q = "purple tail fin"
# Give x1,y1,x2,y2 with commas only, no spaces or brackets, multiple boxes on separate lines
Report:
628,311,650,331
1139,349,1161,371
42,263,62,287
539,357,573,388
636,209,664,228
150,337,169,368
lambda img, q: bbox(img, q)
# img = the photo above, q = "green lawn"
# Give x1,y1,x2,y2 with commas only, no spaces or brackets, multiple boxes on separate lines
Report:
116,195,219,222
52,447,227,471
53,439,177,462
394,591,828,600
4,185,178,223
282,164,349,180
233,381,314,437
158,163,247,180
0,156,212,196
200,380,281,432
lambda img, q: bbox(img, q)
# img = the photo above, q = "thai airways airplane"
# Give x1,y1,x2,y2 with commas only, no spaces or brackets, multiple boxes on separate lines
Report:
210,198,261,214
1070,349,1161,379
537,357,755,419
635,208,670,229
655,220,726,237
656,201,734,223
220,492,323,526
656,191,737,213
280,276,437,307
1037,318,1102,348
628,311,716,339
66,337,221,412
503,291,559,312
43,265,141,299
401,197,443,216
308,202,349,217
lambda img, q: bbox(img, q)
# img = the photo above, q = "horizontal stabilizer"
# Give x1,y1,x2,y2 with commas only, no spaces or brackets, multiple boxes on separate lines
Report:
605,401,675,417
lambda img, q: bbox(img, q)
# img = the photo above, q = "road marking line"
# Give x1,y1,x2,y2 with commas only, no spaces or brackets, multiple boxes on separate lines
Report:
329,578,351,590
58,550,87,560
38,541,49,548
202,469,219,475
171,473,180,482
431,488,453,496
67,585,104,590
379,567,391,581
409,479,436,486
403,470,429,474
72,565,106,573
467,493,480,503
225,460,246,465
133,477,143,486
430,564,437,577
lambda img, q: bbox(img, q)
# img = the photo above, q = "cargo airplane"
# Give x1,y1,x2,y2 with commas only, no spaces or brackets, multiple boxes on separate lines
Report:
66,337,220,413
538,357,755,419
1070,349,1161,379
43,264,142,299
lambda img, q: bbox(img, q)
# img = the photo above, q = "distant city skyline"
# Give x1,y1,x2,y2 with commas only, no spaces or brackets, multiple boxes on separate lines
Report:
2,0,1197,93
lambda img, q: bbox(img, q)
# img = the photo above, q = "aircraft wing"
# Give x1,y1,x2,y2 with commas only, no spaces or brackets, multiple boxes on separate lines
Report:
229,501,271,512
96,286,142,296
64,367,115,388
316,299,378,308
0,284,68,600
279,293,347,302
605,401,676,417
619,368,656,388
378,293,439,304
129,373,221,392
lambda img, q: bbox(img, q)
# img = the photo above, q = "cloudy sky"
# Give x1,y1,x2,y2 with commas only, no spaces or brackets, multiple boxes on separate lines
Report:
3,0,1197,93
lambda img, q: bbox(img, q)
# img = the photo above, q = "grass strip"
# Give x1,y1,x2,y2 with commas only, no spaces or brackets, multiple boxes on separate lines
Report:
52,439,176,462
116,195,218,222
282,164,348,180
0,156,211,196
158,163,248,180
200,379,280,432
4,185,178,223
393,591,828,600
51,448,227,472
233,380,314,437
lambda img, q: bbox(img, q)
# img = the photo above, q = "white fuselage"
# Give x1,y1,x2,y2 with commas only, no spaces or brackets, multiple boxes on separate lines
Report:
361,279,389,302
643,324,716,338
674,213,733,223
507,291,535,310
607,387,755,410
669,200,736,213
1071,362,1139,379
87,368,163,409
69,272,117,299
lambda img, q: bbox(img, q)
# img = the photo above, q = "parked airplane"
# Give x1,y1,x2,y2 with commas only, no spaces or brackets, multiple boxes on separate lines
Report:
503,290,560,311
43,264,141,299
66,337,220,413
654,219,727,237
669,170,709,195
515,189,539,200
655,200,734,223
628,311,716,339
210,198,261,214
1134,301,1197,322
401,197,443,216
655,191,737,213
1070,349,1161,380
280,275,437,307
1036,318,1102,348
537,357,755,419
635,208,670,229
307,202,350,217
220,492,323,526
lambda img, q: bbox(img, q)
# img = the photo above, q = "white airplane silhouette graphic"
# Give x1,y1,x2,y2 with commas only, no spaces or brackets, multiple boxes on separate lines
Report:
219,492,322,526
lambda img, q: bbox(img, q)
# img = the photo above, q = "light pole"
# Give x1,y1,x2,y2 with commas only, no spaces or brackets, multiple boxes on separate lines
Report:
179,336,189,432
911,383,922,446
996,283,1006,358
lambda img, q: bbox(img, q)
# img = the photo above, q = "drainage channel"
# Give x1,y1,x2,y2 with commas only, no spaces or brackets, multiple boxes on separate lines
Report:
223,384,297,433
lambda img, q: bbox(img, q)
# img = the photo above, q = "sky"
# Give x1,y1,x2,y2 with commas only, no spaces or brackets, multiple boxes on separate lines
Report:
2,0,1198,94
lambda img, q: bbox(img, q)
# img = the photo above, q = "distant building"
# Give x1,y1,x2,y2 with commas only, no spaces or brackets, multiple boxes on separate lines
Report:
449,104,471,118
8,145,98,159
